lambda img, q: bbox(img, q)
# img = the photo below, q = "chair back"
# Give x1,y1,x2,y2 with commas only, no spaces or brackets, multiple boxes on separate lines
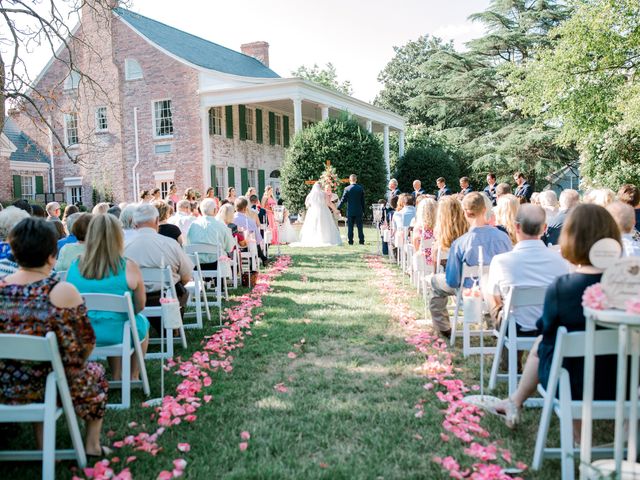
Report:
82,292,134,314
0,332,57,363
140,266,176,298
503,285,548,313
554,326,619,360
460,263,489,282
185,243,220,256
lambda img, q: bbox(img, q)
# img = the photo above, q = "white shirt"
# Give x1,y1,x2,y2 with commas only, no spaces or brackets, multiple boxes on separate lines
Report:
168,211,195,237
487,239,570,331
622,233,640,257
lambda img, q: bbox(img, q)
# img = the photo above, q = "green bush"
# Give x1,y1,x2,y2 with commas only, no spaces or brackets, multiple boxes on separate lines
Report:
281,116,386,214
393,145,460,194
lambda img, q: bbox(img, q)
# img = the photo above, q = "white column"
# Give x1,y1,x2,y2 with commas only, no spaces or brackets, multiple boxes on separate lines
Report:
383,124,390,178
200,106,211,191
320,104,329,121
399,129,405,158
366,120,373,133
293,97,303,133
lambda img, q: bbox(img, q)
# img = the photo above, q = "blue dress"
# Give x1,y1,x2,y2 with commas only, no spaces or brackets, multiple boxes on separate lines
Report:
66,258,149,347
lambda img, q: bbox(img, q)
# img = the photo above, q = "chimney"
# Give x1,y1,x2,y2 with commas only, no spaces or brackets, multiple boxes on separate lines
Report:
241,41,270,67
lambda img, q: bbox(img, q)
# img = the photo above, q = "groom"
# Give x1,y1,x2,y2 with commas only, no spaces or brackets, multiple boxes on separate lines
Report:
337,174,365,245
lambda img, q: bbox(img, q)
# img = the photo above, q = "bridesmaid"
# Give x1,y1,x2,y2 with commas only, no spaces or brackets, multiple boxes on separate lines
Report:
261,185,280,245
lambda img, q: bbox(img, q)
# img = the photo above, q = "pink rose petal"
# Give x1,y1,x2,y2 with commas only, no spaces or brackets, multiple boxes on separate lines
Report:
240,431,251,440
177,443,190,453
239,442,248,451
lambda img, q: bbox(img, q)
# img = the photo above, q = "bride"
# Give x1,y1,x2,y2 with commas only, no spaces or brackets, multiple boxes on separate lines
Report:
294,182,342,247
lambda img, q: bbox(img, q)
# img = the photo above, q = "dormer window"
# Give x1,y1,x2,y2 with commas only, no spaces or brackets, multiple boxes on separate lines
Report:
125,58,143,80
64,70,80,90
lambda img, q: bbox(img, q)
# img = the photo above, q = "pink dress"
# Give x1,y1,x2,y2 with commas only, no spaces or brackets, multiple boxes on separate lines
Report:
265,197,280,245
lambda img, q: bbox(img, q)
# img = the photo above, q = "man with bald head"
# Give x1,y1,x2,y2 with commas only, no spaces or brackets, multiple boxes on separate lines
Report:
486,204,570,335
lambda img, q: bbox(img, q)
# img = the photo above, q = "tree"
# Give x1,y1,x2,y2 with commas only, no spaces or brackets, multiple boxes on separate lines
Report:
0,0,119,161
507,0,640,188
291,63,353,96
393,144,460,195
281,116,386,214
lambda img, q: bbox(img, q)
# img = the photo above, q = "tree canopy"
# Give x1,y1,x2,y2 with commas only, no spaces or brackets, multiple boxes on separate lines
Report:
291,63,353,96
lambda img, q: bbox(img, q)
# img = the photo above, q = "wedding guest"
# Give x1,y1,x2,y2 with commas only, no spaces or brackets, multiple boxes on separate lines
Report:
0,206,31,276
154,200,183,245
530,192,541,206
139,190,152,203
107,205,121,218
31,204,46,218
436,177,452,201
495,194,519,244
412,180,425,199
457,177,473,198
126,203,192,321
483,173,497,206
606,201,640,257
46,202,62,222
12,199,32,215
55,213,92,272
216,203,239,235
538,190,559,223
495,183,511,200
249,195,267,231
412,197,437,265
234,197,268,266
91,202,110,215
67,214,149,381
168,183,179,206
246,186,257,197
429,193,512,337
486,205,569,338
262,186,279,246
432,196,468,272
617,183,640,230
168,199,196,238
151,188,161,202
119,204,138,243
583,188,615,207
57,212,81,253
513,172,532,203
0,217,109,457
385,178,401,223
494,204,622,429
392,193,416,233
62,204,79,226
227,187,237,203
184,188,197,202
187,198,233,270
542,189,580,245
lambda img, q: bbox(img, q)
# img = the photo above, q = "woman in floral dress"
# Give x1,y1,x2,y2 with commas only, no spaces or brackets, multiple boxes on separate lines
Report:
262,185,280,245
0,218,109,457
412,197,438,266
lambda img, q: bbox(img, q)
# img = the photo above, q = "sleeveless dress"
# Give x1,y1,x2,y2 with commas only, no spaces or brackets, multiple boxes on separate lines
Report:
264,197,280,245
0,276,108,420
66,258,150,347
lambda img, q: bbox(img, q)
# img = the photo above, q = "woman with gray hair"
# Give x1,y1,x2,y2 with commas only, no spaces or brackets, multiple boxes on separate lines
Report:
538,190,559,224
0,206,31,276
119,204,138,243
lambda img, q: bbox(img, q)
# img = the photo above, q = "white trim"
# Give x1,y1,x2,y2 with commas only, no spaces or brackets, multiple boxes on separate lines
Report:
10,161,50,172
63,176,83,187
153,170,176,181
95,106,108,132
0,133,17,157
151,99,174,139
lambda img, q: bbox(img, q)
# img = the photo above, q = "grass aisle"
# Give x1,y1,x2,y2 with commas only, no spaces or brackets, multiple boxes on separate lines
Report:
193,243,449,479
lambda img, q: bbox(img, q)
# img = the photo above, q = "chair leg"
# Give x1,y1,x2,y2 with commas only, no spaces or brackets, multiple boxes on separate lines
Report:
508,339,518,397
179,326,187,349
121,341,131,409
451,291,461,346
558,370,576,480
532,378,559,470
489,334,505,391
43,374,57,480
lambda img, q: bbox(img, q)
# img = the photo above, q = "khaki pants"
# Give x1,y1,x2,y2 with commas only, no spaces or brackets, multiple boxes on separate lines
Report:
429,273,457,333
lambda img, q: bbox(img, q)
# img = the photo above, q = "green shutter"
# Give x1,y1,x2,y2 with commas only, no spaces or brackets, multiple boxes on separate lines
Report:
241,168,249,194
225,105,234,139
239,105,247,141
210,165,216,190
35,176,44,194
283,115,290,148
258,169,266,197
12,175,22,199
227,166,235,191
208,109,214,135
268,111,276,145
255,109,263,144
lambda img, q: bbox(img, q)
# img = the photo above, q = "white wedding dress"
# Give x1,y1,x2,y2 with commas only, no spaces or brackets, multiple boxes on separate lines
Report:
293,183,342,247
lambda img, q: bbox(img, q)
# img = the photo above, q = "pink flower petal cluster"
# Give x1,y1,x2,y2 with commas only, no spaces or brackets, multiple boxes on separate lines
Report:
582,282,608,310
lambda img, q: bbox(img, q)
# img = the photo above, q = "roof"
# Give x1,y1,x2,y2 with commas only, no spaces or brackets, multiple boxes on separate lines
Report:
113,7,280,79
3,117,50,164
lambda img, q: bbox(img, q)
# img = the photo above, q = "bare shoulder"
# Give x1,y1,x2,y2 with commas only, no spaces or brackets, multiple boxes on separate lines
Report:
50,281,84,309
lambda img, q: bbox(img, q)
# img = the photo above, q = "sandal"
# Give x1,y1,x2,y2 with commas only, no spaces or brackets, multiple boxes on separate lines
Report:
86,445,113,459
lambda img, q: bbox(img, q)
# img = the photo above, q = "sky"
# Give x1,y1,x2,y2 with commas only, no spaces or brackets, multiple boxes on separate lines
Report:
21,0,491,103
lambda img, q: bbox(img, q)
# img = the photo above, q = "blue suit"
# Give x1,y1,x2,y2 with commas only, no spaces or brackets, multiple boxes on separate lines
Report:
338,183,366,245
436,187,452,201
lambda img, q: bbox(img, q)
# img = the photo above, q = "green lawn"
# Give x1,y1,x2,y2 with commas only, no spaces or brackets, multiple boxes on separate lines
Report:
0,228,577,479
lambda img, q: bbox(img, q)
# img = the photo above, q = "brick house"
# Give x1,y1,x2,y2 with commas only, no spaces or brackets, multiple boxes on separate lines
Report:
13,2,405,206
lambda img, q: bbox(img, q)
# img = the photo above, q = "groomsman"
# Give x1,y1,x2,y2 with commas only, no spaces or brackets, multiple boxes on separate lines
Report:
457,177,473,199
483,173,497,206
412,180,425,199
385,178,401,222
513,171,533,203
436,177,452,201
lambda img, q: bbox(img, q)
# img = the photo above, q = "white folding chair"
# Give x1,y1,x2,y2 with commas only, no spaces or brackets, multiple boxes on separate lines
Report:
450,263,492,356
488,285,547,397
84,292,150,409
239,238,259,289
0,332,87,479
184,252,217,327
184,243,226,305
532,327,630,479
141,266,188,359
55,271,67,281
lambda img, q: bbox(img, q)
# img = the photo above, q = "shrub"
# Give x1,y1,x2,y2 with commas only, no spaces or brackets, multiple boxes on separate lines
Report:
393,145,460,194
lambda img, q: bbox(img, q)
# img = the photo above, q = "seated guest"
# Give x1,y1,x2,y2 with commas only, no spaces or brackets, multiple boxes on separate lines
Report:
583,188,615,207
457,177,473,199
432,196,468,272
187,198,234,271
56,213,92,271
412,197,437,265
31,204,46,218
486,205,570,337
249,195,267,242
495,183,511,201
430,193,512,337
494,194,519,244
216,203,239,235
392,193,416,233
542,189,579,245
617,183,640,231
62,205,79,227
12,199,33,215
57,212,81,253
154,200,182,245
119,204,138,243
495,204,622,429
0,206,31,265
0,218,109,456
233,197,268,267
67,214,149,380
538,190,559,224
606,201,640,257
125,204,192,318
168,199,196,237
91,202,110,215
107,205,121,218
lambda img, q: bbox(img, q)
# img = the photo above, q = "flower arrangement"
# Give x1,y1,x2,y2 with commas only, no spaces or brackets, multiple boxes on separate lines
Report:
319,162,340,192
582,282,640,314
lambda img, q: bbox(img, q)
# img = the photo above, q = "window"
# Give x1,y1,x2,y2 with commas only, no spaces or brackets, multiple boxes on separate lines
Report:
125,58,143,80
274,114,282,146
215,166,225,198
245,108,254,141
160,181,170,199
70,186,83,205
95,107,108,132
209,107,222,135
64,70,80,90
153,100,174,138
248,169,257,191
64,113,79,146
154,144,172,154
21,176,35,201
